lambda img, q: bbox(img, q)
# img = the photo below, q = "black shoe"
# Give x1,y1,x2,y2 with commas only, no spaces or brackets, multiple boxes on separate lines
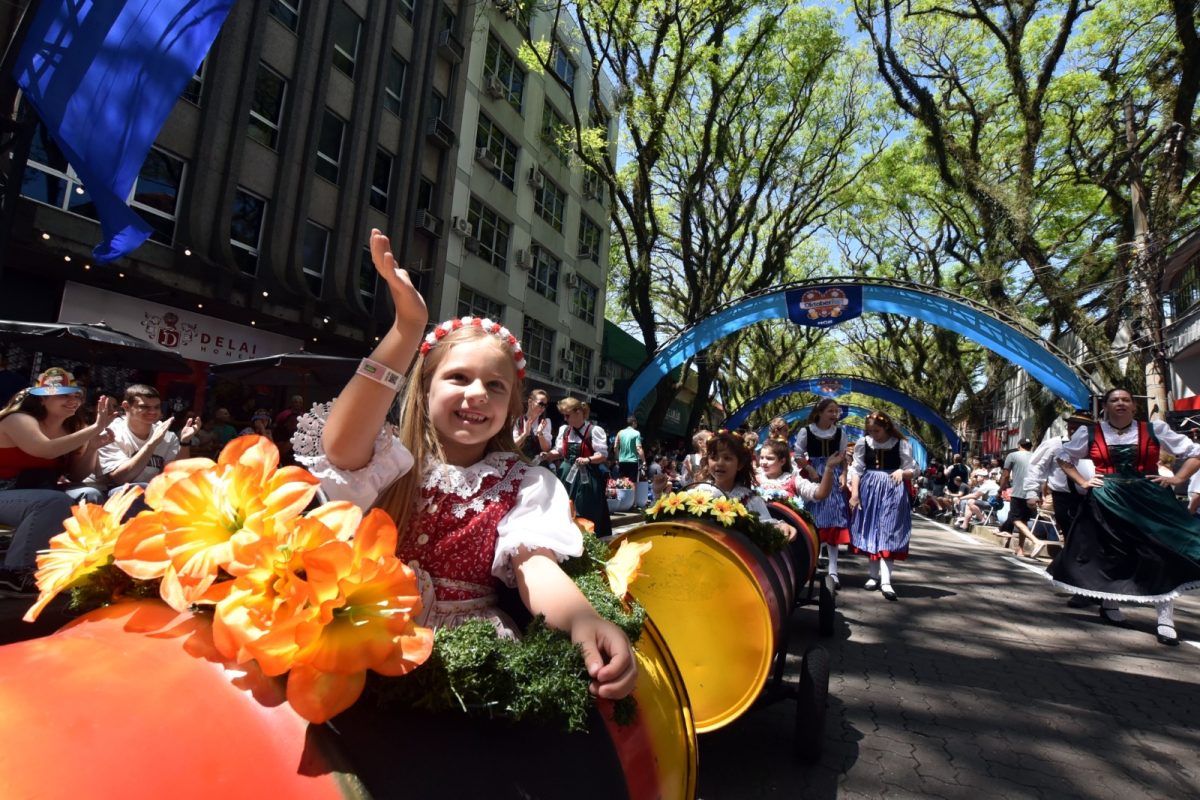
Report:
0,568,37,598
829,574,841,591
1099,606,1125,626
1156,625,1179,646
881,585,898,601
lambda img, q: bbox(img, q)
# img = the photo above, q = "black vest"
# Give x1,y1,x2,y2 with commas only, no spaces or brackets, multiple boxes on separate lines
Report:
862,441,901,471
808,426,842,458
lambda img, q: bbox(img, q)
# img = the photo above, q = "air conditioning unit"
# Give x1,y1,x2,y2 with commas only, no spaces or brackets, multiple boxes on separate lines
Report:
528,168,545,189
559,347,571,362
451,216,474,237
557,367,570,381
577,248,594,261
474,147,497,171
425,117,456,149
413,210,441,237
437,29,464,64
565,271,581,288
514,248,533,270
484,75,506,99
592,376,613,393
463,236,481,254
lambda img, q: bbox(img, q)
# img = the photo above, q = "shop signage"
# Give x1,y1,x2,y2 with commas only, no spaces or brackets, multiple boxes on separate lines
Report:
59,281,301,364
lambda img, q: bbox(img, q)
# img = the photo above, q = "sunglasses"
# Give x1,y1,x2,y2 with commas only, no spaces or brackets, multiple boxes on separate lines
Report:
534,400,547,407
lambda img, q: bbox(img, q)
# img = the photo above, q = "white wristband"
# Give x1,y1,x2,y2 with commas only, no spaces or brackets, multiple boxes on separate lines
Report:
357,357,406,391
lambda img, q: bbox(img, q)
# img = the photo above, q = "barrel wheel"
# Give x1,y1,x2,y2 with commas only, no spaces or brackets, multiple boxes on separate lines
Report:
818,574,836,637
794,645,830,763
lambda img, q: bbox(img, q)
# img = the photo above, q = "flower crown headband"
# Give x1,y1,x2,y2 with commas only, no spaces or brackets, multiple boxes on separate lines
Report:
420,317,527,380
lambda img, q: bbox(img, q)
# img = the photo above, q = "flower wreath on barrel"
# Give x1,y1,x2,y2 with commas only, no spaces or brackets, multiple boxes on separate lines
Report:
21,435,650,731
645,489,788,554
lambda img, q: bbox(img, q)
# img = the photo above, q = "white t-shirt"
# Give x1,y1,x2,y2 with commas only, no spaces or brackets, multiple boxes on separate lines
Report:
97,416,181,486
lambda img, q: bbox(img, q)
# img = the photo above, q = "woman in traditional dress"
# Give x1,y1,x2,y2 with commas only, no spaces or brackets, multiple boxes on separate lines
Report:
795,399,851,589
1050,388,1200,645
849,411,916,600
553,397,611,538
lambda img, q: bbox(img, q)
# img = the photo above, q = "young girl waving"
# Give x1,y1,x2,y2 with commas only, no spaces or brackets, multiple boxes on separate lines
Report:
691,431,795,541
849,411,916,601
756,438,846,507
301,229,636,700
794,399,852,587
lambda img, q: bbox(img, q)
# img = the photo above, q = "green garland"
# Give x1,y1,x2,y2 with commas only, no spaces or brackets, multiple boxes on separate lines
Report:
368,530,645,732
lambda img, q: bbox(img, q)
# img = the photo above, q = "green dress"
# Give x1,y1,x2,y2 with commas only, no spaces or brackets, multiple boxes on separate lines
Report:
1048,443,1200,602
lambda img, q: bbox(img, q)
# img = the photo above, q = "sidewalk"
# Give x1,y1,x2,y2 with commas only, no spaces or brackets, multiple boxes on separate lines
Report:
696,513,1200,799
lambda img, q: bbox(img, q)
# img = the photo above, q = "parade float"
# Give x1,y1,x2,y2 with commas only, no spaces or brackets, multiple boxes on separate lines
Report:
0,437,697,799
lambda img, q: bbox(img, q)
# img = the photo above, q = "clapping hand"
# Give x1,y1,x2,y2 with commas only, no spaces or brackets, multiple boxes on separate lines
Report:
93,395,118,429
180,416,202,442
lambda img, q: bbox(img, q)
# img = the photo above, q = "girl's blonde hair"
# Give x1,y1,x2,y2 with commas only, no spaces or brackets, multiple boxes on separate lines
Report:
864,410,906,441
767,416,790,440
374,326,524,538
557,396,589,417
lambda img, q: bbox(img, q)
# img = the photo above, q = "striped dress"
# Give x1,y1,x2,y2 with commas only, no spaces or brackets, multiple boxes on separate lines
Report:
795,424,851,546
850,436,916,560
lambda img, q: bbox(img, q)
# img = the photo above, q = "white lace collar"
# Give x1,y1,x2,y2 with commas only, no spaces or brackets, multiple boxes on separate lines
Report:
808,423,838,439
422,451,518,495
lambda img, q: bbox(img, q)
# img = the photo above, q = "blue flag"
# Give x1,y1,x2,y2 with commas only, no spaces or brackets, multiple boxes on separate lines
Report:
13,0,235,263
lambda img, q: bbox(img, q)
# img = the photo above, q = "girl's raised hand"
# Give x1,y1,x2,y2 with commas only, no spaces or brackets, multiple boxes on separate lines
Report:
93,395,117,429
370,228,427,333
571,616,638,700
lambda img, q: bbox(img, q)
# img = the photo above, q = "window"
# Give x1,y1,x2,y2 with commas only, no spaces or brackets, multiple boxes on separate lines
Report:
248,63,286,149
484,33,525,112
384,52,407,116
552,43,576,87
475,114,520,189
1177,255,1200,315
534,176,566,232
582,167,604,202
578,215,601,262
302,221,329,297
22,130,186,246
467,196,511,270
522,317,554,375
182,58,205,105
316,110,345,184
397,0,416,24
569,276,598,325
370,149,392,212
457,286,504,320
417,178,434,211
230,189,266,275
268,0,300,31
429,91,446,122
527,245,560,302
589,95,611,147
564,341,593,389
332,3,361,79
359,248,376,304
541,102,569,163
131,148,186,245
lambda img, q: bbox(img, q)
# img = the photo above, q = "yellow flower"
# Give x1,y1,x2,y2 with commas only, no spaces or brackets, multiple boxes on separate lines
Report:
710,497,738,526
604,540,652,599
684,492,713,515
113,435,319,611
659,492,688,515
22,486,143,622
733,500,750,519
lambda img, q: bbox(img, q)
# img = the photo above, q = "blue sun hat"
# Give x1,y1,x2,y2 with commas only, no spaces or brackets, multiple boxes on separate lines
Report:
28,367,82,396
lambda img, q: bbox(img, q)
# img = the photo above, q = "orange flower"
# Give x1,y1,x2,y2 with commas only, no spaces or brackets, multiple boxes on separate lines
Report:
114,436,318,610
218,508,433,723
23,486,143,622
604,539,652,599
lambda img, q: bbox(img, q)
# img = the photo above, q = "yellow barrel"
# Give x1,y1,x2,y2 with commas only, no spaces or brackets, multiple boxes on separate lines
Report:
611,519,790,732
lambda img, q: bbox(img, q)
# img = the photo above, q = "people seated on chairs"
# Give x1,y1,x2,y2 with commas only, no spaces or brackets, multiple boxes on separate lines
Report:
0,369,117,595
94,384,200,494
955,470,999,529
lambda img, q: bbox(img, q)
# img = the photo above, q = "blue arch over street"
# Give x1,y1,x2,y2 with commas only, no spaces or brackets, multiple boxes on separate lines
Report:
626,279,1093,416
760,404,929,469
727,374,961,451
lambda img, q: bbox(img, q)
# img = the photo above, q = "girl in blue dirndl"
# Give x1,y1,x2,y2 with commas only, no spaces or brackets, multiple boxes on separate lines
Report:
794,399,852,588
849,411,916,601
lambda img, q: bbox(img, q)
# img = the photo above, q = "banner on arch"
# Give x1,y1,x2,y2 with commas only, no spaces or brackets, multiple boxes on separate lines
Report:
785,285,862,328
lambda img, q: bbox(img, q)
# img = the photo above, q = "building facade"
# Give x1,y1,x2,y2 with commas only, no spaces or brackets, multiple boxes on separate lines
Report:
0,0,615,413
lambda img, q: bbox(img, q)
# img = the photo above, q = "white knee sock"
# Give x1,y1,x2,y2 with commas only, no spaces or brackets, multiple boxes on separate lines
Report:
878,557,893,586
826,546,839,577
1157,601,1174,628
